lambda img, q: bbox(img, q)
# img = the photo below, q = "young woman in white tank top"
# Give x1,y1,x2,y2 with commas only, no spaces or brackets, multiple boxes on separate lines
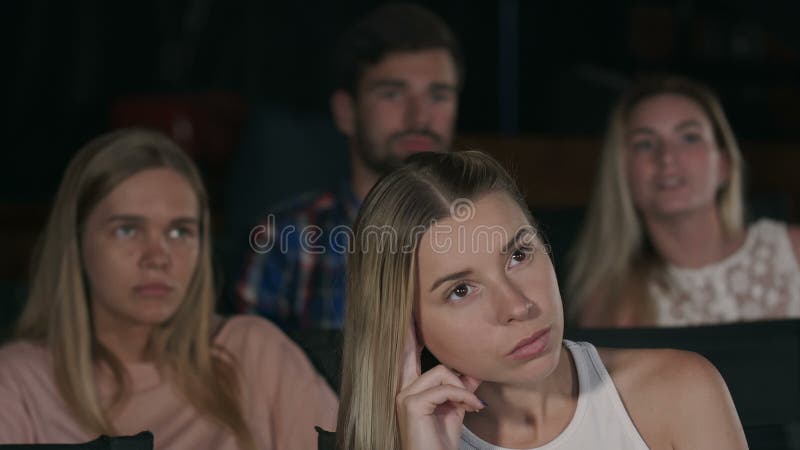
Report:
333,151,747,450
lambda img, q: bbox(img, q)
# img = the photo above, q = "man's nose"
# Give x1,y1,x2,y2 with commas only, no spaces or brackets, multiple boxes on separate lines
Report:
405,94,432,129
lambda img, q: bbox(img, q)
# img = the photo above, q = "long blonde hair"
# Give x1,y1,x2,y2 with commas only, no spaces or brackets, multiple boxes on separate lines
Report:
337,150,533,450
15,128,254,448
566,75,745,325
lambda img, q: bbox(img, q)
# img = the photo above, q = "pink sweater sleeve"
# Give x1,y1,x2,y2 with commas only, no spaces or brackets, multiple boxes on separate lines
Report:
0,321,339,449
0,342,44,444
218,317,338,450
267,332,338,450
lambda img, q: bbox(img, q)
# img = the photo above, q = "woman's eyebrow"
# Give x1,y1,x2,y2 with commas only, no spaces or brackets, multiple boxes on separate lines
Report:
430,270,472,292
625,127,655,140
501,227,534,254
674,119,702,131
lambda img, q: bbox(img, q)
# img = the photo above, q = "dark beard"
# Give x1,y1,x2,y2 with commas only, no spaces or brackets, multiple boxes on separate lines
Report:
354,127,445,176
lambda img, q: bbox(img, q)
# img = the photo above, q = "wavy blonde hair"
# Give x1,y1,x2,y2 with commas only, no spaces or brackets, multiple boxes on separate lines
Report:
566,75,745,325
337,150,534,450
15,128,254,448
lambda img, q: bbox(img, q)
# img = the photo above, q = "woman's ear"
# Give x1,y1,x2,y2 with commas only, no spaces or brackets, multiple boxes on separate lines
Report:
412,306,439,370
412,316,424,346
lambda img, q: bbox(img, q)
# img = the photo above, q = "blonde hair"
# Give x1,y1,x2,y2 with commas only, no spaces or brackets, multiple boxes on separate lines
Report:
566,75,745,325
15,128,254,448
337,150,533,450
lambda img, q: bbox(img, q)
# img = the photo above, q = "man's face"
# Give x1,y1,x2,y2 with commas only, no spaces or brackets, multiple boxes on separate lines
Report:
340,49,459,175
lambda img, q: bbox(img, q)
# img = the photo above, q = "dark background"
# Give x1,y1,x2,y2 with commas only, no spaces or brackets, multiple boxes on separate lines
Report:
4,1,800,201
2,0,800,316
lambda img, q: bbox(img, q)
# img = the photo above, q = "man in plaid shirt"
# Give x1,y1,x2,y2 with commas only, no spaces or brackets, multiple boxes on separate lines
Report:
237,3,463,330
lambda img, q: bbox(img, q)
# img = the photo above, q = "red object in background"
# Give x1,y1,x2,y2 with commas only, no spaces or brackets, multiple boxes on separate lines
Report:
109,92,247,167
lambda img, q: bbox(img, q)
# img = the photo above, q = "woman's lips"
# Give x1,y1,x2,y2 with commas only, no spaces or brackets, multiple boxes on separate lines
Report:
507,327,551,361
655,175,686,190
133,283,174,297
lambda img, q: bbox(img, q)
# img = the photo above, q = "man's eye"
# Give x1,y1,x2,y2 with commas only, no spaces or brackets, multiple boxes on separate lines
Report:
431,90,452,102
631,139,656,152
380,89,401,99
168,227,194,240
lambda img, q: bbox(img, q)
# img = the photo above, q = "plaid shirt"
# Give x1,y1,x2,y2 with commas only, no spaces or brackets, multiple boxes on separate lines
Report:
237,182,359,330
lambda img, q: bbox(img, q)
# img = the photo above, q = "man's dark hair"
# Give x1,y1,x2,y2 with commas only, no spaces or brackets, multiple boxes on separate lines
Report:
332,3,464,96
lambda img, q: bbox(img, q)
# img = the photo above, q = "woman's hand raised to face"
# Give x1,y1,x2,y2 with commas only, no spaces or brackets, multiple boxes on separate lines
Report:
396,320,484,450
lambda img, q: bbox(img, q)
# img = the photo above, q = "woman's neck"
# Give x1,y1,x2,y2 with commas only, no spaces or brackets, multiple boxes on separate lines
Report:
463,345,578,447
94,323,154,364
643,206,744,269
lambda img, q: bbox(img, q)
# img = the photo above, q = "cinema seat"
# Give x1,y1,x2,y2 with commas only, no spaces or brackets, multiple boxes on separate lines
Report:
0,431,153,449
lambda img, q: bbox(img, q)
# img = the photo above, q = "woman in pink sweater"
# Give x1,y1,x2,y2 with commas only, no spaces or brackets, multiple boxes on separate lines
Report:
0,129,337,449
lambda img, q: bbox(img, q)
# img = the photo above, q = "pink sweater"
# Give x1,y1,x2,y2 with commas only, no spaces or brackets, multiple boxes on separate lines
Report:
0,316,338,450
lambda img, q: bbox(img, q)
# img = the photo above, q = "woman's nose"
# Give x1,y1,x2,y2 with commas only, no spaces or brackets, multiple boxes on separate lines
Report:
656,140,678,166
140,233,170,270
497,279,538,324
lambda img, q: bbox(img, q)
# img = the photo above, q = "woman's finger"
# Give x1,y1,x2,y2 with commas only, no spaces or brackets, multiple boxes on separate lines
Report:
400,364,468,398
400,384,485,416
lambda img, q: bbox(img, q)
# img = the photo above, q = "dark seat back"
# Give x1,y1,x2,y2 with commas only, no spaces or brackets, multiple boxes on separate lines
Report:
0,431,153,450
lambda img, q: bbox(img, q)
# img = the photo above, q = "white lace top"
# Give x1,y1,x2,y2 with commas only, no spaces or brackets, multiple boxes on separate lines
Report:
651,219,800,326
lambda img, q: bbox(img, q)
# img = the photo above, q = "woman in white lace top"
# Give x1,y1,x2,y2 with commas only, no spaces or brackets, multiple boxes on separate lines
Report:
567,75,800,327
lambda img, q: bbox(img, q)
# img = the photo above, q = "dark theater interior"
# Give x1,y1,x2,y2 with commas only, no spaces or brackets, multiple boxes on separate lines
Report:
3,1,800,449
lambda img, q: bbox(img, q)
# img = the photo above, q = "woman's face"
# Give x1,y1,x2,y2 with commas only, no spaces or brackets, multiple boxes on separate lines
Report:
414,191,564,385
81,168,200,335
624,93,729,220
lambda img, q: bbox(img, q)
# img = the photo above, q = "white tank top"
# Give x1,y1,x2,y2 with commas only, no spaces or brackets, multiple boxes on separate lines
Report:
651,219,800,326
459,340,649,450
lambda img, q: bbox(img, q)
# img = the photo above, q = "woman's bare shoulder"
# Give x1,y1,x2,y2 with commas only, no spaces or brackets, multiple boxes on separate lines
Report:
598,346,715,384
598,347,715,415
597,347,747,449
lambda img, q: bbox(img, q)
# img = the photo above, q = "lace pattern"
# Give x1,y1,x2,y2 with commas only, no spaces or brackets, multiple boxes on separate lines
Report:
651,219,800,326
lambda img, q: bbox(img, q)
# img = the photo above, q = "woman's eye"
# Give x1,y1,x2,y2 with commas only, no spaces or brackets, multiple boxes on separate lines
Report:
113,225,136,238
509,247,533,267
681,132,701,144
447,283,474,302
